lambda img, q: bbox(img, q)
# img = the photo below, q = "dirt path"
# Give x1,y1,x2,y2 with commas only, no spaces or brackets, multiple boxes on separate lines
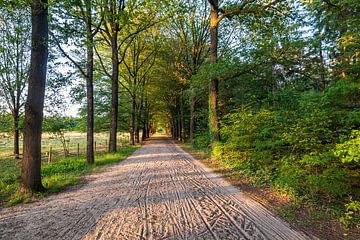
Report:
0,136,313,240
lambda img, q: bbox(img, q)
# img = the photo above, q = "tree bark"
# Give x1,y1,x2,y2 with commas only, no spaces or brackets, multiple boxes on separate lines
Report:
172,118,177,139
177,112,181,141
135,100,143,143
86,3,94,164
209,0,220,142
130,98,136,145
180,95,185,142
142,120,147,141
146,122,150,138
142,99,148,141
109,29,119,152
20,0,48,193
189,95,195,143
14,63,22,159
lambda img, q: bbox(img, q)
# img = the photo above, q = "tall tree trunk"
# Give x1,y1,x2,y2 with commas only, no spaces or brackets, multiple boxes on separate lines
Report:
86,4,94,164
20,0,48,193
180,95,185,142
109,30,119,152
142,99,148,141
14,63,22,159
146,122,150,138
172,117,177,139
130,97,136,145
177,112,181,141
13,109,20,159
209,0,220,142
135,100,143,143
135,104,140,143
142,122,147,141
189,95,195,143
135,127,140,143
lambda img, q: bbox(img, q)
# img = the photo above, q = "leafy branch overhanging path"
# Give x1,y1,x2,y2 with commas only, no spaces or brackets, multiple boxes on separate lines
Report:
0,135,312,239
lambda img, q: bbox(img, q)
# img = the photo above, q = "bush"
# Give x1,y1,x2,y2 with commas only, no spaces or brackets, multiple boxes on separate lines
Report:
193,132,211,149
340,200,360,229
213,85,359,203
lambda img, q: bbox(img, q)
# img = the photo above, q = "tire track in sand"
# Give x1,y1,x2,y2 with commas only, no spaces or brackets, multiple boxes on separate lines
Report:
0,135,314,240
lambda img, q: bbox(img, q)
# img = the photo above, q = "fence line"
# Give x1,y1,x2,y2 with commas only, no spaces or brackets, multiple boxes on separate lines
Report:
0,134,131,161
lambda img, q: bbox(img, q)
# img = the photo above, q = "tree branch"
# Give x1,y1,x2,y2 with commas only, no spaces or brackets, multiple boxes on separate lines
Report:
94,46,111,78
218,0,283,23
50,31,88,78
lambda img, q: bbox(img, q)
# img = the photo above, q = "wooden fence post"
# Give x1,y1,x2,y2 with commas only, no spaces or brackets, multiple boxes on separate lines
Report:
95,141,97,154
48,145,52,163
77,143,80,156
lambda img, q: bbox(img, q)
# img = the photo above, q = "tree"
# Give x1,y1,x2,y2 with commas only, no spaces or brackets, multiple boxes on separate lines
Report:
0,5,30,159
52,0,104,164
20,0,48,192
206,0,283,143
95,0,169,148
43,116,73,156
173,0,209,142
119,33,157,145
100,0,125,152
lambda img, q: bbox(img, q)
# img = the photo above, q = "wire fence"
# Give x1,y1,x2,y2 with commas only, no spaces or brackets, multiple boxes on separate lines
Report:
0,132,131,162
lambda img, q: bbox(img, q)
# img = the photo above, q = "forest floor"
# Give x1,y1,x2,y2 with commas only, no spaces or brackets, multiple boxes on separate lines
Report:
0,135,312,240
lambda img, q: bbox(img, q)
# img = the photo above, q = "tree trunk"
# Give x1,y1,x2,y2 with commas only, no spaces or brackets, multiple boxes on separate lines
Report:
172,118,177,139
135,128,140,143
189,95,195,143
130,98,136,145
135,101,141,143
86,5,94,164
142,119,147,141
136,100,143,143
109,30,119,152
20,0,48,193
209,1,220,142
180,96,185,142
177,112,181,141
146,123,150,138
13,109,20,159
142,99,148,141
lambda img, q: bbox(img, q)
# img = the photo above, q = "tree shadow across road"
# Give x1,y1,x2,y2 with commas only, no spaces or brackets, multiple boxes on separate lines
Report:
0,137,311,240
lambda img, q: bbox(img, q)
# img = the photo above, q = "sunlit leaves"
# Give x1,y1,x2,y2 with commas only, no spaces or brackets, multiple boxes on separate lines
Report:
334,130,360,163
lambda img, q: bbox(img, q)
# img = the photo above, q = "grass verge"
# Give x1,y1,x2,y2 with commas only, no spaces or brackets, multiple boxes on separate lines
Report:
179,142,360,240
0,145,138,207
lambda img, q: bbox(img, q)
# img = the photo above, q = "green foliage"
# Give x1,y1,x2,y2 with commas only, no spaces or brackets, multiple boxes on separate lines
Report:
43,116,77,133
193,132,211,149
43,116,78,155
0,113,12,133
340,200,360,229
0,159,20,205
214,82,360,204
334,130,360,164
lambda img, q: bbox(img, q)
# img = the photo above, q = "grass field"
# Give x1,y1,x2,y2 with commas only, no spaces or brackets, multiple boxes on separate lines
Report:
0,132,130,159
0,132,136,208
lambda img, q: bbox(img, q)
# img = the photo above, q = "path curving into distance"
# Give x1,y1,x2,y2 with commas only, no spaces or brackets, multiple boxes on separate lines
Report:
0,135,313,240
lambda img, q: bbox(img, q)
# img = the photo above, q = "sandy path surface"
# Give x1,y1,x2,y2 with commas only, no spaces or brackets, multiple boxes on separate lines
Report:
0,136,312,240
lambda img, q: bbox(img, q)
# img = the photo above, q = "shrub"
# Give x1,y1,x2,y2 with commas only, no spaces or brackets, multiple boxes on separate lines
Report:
193,132,211,149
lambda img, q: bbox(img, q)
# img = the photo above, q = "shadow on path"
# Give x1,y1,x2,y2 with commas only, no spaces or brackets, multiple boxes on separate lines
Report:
0,135,313,240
